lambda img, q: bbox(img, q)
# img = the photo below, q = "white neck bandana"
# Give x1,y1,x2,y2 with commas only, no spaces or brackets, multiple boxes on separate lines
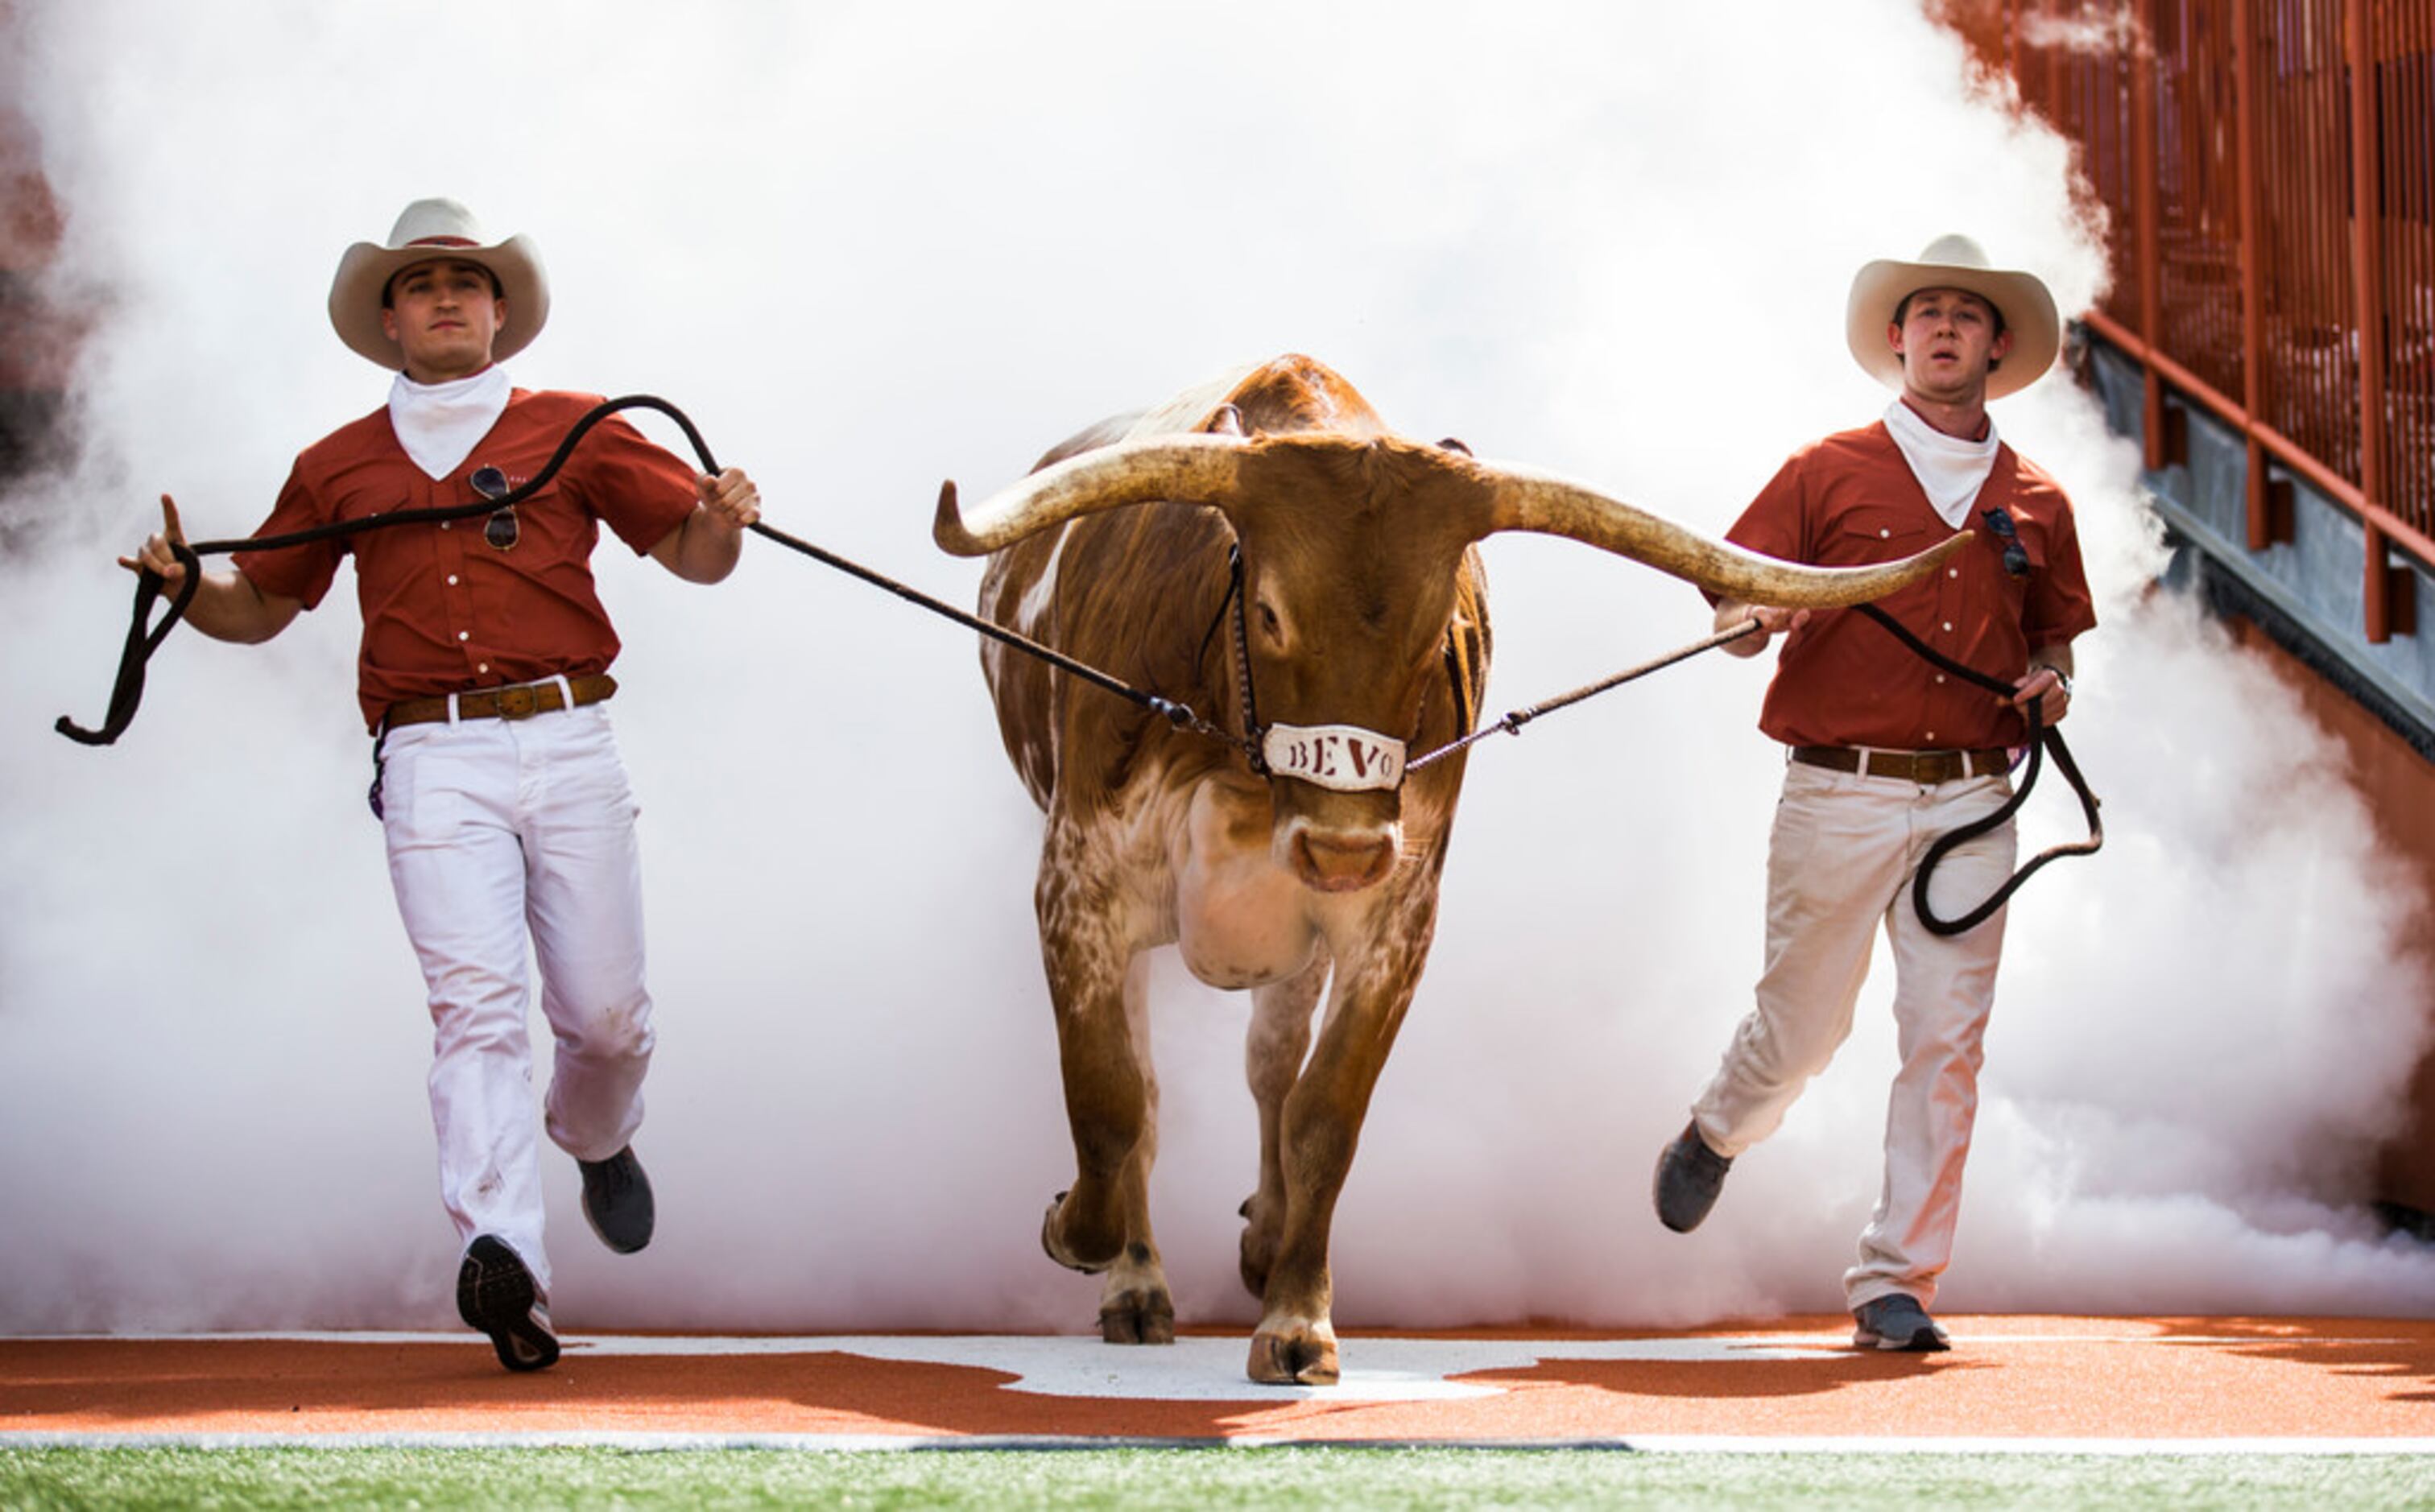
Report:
388,366,511,481
1883,398,1999,530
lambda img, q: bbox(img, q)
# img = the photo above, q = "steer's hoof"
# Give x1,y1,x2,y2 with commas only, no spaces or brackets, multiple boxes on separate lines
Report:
1246,1327,1340,1386
1040,1191,1114,1274
1099,1288,1176,1345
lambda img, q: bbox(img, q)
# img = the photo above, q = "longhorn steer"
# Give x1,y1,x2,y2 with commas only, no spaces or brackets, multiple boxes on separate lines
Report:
935,355,1962,1385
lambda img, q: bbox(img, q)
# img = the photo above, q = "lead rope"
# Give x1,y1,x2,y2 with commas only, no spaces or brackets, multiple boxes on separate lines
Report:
1852,602,2103,936
1400,601,2101,934
61,398,2096,937
1405,618,1763,772
58,395,1231,750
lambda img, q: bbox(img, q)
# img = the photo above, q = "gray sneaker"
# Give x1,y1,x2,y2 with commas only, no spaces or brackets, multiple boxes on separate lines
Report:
1852,1293,1950,1352
1652,1120,1733,1233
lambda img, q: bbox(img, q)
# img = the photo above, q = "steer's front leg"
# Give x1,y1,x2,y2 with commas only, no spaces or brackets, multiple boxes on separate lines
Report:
1246,930,1430,1386
1035,826,1147,1279
1240,953,1329,1303
1093,952,1174,1345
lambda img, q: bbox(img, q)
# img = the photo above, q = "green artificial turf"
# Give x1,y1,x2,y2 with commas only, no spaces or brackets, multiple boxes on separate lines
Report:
6,1445,2434,1511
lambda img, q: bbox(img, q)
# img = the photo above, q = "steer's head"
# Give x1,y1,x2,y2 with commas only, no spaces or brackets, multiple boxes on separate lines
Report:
1218,432,1487,891
937,399,1966,896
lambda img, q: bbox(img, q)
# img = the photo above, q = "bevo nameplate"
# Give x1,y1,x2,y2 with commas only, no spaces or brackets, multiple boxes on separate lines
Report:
1261,722,1407,792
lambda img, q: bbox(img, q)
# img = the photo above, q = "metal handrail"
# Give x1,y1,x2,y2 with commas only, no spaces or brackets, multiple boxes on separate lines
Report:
1940,0,2434,644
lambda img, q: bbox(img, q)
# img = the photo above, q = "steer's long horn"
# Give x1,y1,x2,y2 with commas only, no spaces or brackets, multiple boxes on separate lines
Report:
1483,465,1969,606
935,435,1248,556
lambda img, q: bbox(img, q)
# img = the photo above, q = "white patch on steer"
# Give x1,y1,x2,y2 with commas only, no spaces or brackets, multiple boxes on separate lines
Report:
1014,523,1071,637
1173,777,1325,988
1038,817,1142,978
1261,723,1406,792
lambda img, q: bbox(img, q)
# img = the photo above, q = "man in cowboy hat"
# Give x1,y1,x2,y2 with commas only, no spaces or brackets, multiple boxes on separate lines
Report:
121,197,763,1372
1649,233,2097,1351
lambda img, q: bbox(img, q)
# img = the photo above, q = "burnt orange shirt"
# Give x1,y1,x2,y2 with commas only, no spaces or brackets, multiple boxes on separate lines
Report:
234,390,698,732
1726,422,2097,751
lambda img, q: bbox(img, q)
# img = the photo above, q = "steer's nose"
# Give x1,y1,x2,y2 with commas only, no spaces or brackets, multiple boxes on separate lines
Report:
1290,826,1399,894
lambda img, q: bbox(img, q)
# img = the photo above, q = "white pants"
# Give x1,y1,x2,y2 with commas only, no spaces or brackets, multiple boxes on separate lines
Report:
378,702,654,1294
1690,758,2017,1312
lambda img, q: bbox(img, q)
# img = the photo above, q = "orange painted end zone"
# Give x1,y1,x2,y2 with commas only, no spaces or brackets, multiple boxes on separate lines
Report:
6,1317,2432,1444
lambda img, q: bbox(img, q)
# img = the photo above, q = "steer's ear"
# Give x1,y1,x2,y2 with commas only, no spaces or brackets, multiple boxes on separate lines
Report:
1205,404,1246,437
1436,436,1472,456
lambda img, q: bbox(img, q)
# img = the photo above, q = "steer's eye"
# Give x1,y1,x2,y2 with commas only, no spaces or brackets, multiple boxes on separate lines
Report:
1258,603,1283,638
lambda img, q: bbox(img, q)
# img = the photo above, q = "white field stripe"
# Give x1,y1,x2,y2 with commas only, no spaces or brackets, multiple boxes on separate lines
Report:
6,1431,2435,1456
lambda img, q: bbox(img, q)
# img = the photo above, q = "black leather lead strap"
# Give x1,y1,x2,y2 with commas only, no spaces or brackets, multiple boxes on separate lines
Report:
60,395,1226,750
60,395,712,746
1852,602,2103,936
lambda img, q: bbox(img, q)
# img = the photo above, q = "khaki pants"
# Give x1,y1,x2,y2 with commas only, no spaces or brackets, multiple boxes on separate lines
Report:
1691,758,2017,1311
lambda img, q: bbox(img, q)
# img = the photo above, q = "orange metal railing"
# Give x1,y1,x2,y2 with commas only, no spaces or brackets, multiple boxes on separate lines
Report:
1939,0,2435,642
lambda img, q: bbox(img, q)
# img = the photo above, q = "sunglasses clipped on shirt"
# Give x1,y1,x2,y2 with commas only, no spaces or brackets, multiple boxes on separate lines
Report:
1979,505,2030,577
469,465,518,552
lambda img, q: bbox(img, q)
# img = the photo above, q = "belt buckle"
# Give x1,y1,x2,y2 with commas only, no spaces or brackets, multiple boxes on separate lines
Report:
495,684,540,721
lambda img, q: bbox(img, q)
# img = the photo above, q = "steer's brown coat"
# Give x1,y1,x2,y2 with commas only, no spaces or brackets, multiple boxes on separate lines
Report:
946,355,1958,1385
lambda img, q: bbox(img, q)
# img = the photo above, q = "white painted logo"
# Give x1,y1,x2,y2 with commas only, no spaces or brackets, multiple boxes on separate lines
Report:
1262,722,1407,791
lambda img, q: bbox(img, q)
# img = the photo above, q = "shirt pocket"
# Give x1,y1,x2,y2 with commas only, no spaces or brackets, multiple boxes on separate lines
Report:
2008,514,2056,574
1826,502,1934,565
476,479,576,567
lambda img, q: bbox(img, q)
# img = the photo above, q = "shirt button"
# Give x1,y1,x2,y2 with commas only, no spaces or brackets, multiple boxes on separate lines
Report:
1925,730,1937,741
1936,674,1947,684
1879,528,1891,539
1948,568,1959,578
457,630,470,642
446,574,459,586
1941,622,1953,633
477,663,489,674
440,521,451,531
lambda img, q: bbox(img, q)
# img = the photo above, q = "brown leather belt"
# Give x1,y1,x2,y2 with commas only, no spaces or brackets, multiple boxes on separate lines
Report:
1792,745,2007,783
382,674,618,731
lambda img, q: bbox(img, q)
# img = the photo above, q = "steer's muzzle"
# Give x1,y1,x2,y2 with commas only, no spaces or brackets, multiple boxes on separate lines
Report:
1281,816,1402,894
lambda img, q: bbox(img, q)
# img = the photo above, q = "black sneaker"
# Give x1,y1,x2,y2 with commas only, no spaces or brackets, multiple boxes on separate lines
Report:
1852,1293,1951,1352
1652,1119,1733,1233
579,1146,655,1254
456,1235,560,1373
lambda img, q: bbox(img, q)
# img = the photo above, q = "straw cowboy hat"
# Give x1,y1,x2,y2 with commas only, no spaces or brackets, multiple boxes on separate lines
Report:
328,198,550,369
1846,233,2059,401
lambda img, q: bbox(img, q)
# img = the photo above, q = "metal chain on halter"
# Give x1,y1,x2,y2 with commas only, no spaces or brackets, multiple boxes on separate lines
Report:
1224,547,1270,774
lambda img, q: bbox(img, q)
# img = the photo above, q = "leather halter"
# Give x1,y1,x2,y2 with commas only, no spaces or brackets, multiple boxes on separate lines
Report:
1204,545,1452,791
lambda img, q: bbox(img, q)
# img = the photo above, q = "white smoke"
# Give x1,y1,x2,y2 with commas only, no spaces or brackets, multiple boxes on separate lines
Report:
2,0,2429,1338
